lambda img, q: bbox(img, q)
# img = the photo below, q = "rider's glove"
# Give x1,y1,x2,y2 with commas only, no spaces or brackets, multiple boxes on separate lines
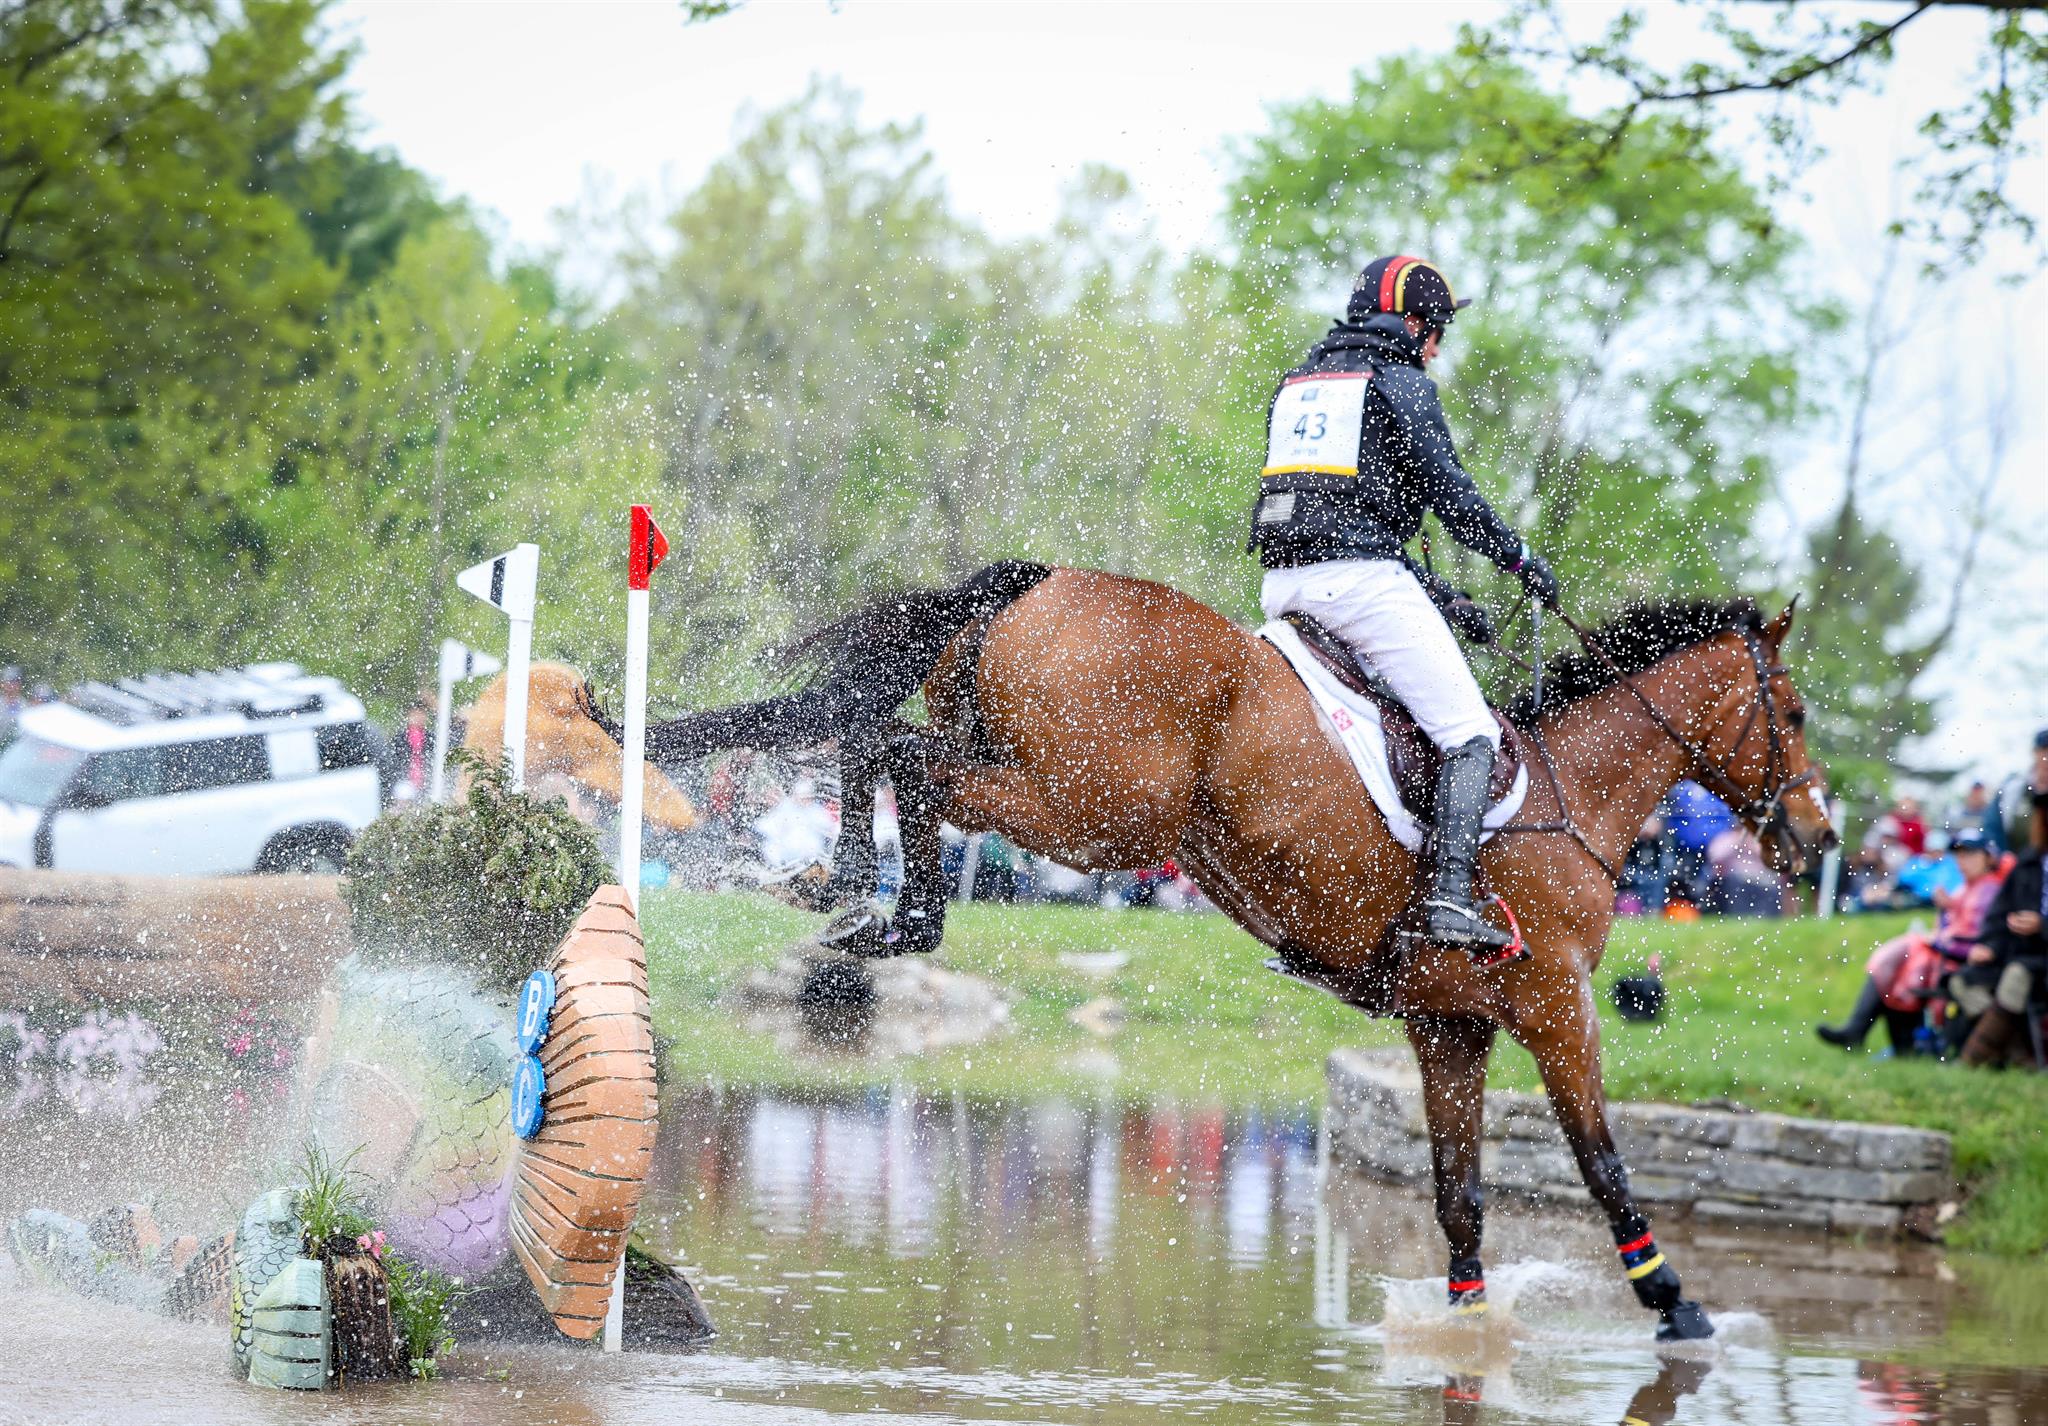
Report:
1445,594,1495,645
1515,549,1561,610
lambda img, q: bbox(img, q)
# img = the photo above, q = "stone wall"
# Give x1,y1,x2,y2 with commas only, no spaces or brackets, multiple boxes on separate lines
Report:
1326,1047,1953,1237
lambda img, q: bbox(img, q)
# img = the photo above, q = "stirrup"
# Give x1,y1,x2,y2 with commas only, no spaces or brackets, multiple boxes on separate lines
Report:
1420,896,1526,968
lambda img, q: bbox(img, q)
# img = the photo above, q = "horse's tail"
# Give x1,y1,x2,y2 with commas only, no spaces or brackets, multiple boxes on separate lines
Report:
641,561,1055,763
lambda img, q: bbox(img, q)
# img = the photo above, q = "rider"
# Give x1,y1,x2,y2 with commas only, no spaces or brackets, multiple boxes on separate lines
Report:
1251,254,1560,955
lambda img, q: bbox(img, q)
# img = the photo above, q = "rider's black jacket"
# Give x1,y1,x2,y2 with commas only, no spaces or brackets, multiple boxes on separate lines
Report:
1249,313,1527,573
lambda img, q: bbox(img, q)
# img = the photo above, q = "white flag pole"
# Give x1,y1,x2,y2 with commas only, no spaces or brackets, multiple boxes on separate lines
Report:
620,584,648,910
430,639,501,803
454,542,541,791
501,543,539,792
606,505,666,1354
431,641,461,804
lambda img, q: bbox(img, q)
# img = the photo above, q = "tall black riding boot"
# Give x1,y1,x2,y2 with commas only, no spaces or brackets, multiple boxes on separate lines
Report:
1422,737,1513,957
1816,976,1884,1048
1884,1009,1925,1056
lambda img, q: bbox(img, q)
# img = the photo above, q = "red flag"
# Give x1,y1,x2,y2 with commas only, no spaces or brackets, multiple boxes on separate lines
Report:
628,505,668,591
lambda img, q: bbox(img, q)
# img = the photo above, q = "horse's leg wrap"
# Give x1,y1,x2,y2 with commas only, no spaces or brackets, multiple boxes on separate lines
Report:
1527,1009,1717,1344
1446,1255,1488,1317
1610,1208,1711,1340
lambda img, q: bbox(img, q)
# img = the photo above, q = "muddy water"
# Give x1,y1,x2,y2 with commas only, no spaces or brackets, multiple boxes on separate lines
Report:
3,1073,2046,1425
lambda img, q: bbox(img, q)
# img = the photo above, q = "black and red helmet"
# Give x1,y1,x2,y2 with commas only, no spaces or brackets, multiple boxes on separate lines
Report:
1347,255,1472,325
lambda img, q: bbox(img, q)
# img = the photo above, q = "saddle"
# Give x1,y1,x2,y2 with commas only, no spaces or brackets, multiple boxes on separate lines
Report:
1281,612,1523,819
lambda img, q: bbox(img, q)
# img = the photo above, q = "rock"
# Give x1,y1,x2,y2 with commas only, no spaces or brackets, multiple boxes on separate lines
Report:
734,947,1013,1060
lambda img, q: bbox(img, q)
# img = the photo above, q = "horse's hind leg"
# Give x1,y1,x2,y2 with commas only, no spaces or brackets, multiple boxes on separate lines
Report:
1516,1004,1714,1341
881,732,948,955
1407,1014,1496,1316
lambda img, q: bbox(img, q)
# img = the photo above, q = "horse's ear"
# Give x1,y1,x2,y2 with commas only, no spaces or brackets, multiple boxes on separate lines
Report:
1764,596,1799,646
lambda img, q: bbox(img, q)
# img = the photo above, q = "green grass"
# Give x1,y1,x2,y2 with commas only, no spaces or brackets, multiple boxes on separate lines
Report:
639,892,2048,1256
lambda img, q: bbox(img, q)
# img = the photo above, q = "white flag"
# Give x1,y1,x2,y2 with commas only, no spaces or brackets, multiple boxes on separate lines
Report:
438,638,502,684
456,543,538,621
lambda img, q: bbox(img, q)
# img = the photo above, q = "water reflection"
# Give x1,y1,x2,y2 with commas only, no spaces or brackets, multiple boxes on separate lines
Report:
6,1064,2048,1423
643,1082,2048,1425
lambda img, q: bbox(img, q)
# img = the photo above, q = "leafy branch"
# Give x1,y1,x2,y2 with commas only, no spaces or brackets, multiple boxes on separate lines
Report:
1474,1,2048,267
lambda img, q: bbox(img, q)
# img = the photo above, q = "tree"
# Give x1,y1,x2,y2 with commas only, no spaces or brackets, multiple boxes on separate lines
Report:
1475,1,2048,266
1791,230,2013,805
0,0,507,700
592,84,1250,698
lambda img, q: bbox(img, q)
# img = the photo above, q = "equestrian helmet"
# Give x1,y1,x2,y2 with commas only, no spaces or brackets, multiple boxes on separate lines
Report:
1347,255,1472,326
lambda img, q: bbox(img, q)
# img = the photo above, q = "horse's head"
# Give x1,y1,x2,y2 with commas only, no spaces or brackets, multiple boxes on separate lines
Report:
1710,600,1836,877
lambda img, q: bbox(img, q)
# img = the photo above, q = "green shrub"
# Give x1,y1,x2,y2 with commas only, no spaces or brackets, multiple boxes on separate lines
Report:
341,751,610,993
385,1254,461,1379
294,1143,375,1256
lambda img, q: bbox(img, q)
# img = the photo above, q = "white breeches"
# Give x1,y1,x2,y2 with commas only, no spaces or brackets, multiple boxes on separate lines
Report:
1261,558,1500,752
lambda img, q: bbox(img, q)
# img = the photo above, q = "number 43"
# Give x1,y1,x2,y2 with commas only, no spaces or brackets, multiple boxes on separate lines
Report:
1293,412,1327,440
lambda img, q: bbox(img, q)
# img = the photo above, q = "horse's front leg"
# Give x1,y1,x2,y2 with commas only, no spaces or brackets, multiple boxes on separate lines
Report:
1514,987,1714,1341
1406,1014,1497,1317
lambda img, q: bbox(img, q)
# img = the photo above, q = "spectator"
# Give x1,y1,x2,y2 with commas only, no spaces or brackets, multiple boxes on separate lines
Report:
0,665,22,743
1949,781,1998,847
386,700,433,804
1892,797,1929,857
973,833,1022,902
1817,826,2007,1054
1951,779,2048,1067
1619,814,1676,916
1662,781,1734,906
1703,826,1782,918
1849,797,1944,910
1989,729,2048,854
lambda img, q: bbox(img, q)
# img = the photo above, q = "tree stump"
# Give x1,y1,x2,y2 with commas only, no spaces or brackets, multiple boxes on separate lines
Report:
325,1250,404,1384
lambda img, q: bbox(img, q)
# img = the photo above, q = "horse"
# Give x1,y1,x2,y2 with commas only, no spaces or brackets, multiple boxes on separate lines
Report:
589,561,1836,1340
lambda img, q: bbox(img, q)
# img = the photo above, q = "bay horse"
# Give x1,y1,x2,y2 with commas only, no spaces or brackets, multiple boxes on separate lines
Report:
591,562,1836,1340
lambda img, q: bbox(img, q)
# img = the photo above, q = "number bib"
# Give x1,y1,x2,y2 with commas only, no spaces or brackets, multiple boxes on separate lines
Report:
1262,372,1370,478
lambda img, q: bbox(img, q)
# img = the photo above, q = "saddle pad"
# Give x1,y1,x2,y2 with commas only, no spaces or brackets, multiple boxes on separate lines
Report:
1259,619,1527,854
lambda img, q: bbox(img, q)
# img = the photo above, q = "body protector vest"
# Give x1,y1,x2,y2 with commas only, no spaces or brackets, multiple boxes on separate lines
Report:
1249,315,1525,576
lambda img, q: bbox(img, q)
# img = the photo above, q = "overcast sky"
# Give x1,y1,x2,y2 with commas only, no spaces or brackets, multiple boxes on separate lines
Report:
333,0,2045,790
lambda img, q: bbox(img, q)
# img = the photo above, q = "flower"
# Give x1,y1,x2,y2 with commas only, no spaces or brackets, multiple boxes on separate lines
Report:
357,1229,386,1260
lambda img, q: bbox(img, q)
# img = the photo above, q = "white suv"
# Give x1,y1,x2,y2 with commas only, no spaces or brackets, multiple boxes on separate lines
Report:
0,664,382,875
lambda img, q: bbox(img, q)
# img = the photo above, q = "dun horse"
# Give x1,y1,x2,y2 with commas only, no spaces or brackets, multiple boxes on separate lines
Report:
592,562,1836,1340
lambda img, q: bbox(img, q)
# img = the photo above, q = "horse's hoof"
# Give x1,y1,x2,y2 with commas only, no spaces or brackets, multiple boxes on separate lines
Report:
1655,1299,1715,1341
817,903,888,956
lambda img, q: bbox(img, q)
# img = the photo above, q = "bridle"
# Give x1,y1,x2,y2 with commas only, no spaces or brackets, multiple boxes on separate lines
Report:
1493,607,1821,883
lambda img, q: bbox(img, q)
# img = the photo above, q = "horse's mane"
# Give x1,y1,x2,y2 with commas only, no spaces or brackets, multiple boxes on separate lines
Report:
1507,598,1763,725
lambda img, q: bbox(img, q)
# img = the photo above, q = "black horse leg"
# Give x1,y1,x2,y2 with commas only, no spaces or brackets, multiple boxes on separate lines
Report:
828,738,880,905
881,731,948,956
1406,1014,1496,1316
1521,1015,1713,1341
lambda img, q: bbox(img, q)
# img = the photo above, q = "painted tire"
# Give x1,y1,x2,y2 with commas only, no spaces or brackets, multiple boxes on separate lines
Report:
507,885,658,1339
